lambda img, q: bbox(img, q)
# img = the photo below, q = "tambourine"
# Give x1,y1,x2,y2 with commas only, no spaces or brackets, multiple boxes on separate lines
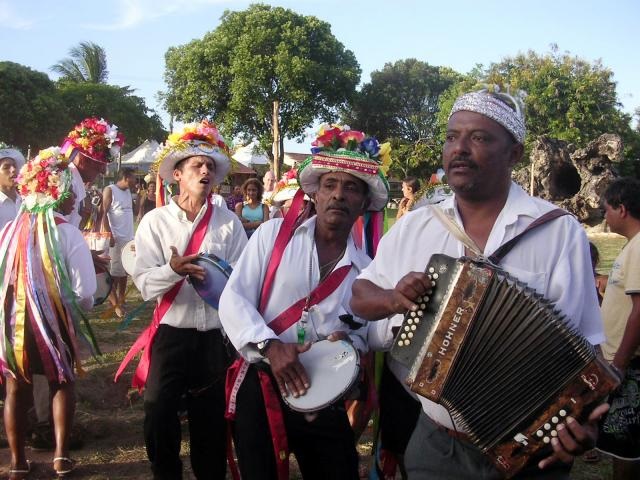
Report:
121,240,136,276
189,253,233,309
94,267,113,306
283,339,360,412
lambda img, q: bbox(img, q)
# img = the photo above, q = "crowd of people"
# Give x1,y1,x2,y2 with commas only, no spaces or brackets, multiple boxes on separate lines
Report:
0,85,638,480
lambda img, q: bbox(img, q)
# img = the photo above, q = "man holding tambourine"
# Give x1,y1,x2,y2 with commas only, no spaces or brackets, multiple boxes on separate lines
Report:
219,125,391,480
115,120,247,480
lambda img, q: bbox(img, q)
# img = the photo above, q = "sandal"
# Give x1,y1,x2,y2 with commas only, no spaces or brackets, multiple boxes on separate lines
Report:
9,460,31,480
53,457,75,477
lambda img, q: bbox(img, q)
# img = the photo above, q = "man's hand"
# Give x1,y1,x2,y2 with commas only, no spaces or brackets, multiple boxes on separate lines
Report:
91,250,111,270
264,340,312,398
387,272,434,314
538,403,609,469
169,246,205,281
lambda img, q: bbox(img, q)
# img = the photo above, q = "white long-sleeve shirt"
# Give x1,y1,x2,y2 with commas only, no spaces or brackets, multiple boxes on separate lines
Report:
219,216,371,363
133,200,247,331
360,182,605,430
0,191,20,230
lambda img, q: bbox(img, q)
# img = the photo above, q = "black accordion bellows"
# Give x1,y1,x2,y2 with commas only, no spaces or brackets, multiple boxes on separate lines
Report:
390,254,618,477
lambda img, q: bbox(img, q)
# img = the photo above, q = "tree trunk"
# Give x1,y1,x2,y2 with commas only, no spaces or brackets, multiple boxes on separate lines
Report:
272,100,281,179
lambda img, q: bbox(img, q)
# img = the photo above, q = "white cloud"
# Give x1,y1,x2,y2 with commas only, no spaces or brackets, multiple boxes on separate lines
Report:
84,0,236,31
0,0,34,29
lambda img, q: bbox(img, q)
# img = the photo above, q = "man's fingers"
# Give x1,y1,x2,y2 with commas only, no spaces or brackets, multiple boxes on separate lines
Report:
588,403,610,422
169,246,178,256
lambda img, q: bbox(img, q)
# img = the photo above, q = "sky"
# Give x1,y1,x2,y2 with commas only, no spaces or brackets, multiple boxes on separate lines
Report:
1,0,639,153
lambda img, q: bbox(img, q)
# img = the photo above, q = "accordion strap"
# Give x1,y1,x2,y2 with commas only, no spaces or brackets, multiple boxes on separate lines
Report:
488,208,570,264
430,206,570,264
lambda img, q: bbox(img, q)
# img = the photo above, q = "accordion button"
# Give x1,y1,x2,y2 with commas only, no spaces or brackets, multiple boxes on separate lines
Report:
432,273,439,279
408,332,414,338
403,340,411,346
551,430,558,437
431,281,436,287
543,437,551,444
407,319,414,325
401,333,407,339
536,430,544,437
397,341,404,347
418,311,424,317
544,423,551,430
404,326,411,332
420,303,426,309
410,312,417,318
552,416,559,424
559,409,567,417
411,325,417,331
428,267,435,273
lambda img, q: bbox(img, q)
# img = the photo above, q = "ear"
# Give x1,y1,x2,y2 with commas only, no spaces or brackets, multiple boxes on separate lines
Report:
508,143,524,168
172,169,181,183
619,204,629,218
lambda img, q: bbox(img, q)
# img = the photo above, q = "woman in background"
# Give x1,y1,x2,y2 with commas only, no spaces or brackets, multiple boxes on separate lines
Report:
235,178,269,238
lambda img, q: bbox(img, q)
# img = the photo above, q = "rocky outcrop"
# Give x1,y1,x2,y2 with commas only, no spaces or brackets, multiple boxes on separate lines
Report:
513,134,623,226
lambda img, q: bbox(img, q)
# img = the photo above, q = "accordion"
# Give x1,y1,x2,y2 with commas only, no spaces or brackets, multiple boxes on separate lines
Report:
390,254,619,477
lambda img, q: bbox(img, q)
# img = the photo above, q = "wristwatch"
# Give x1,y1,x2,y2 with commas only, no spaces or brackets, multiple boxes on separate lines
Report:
256,339,273,356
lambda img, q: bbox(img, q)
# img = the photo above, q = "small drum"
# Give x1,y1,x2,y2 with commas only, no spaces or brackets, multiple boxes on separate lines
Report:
94,268,113,306
190,253,233,309
121,240,136,276
283,339,360,412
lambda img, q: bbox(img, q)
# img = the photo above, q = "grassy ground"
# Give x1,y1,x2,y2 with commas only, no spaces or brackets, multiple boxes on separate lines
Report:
0,221,627,479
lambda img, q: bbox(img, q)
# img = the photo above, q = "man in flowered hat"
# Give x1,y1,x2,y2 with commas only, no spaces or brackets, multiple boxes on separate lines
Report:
219,125,390,479
60,117,125,229
351,86,609,478
115,120,247,479
1,147,97,478
0,144,25,230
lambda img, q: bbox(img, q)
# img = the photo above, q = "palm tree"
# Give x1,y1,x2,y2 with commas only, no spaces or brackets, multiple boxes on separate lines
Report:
51,41,108,83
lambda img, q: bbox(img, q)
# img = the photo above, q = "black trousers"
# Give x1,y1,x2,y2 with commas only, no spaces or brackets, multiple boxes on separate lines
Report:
144,325,231,480
232,363,359,480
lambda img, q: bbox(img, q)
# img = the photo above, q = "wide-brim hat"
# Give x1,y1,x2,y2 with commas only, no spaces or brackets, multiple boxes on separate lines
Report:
298,151,390,211
0,148,26,170
157,140,230,185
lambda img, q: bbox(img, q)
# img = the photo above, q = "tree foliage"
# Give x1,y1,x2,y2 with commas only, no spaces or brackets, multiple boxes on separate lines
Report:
0,62,70,151
0,61,166,154
342,59,462,179
58,83,167,148
163,3,361,168
481,48,634,149
51,41,109,84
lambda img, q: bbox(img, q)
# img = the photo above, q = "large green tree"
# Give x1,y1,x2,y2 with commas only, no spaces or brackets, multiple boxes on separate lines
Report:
482,48,633,147
0,62,70,151
342,59,461,179
58,82,167,148
163,3,361,171
51,41,109,83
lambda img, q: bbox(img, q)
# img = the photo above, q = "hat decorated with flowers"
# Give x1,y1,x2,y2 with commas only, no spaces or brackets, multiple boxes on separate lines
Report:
269,168,306,204
0,142,26,170
60,117,125,164
17,147,73,212
154,120,230,185
297,124,391,211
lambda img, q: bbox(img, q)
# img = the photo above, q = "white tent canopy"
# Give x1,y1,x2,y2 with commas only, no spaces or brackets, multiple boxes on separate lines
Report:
232,141,270,167
120,139,160,172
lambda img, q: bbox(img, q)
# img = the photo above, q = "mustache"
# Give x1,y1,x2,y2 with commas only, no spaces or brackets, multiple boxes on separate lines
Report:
326,202,348,212
448,156,478,170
